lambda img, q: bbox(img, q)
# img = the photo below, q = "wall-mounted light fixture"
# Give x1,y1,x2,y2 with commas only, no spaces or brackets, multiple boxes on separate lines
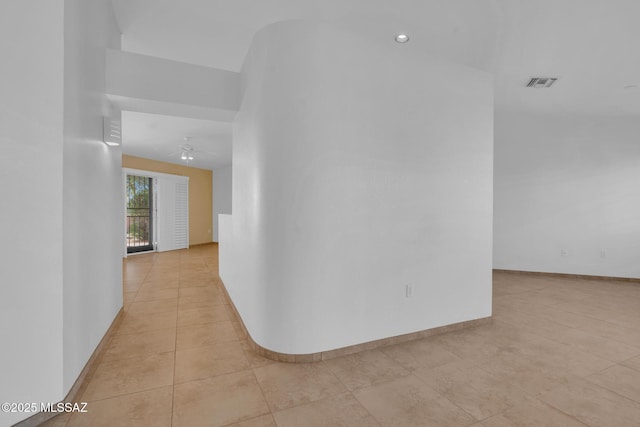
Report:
103,116,122,146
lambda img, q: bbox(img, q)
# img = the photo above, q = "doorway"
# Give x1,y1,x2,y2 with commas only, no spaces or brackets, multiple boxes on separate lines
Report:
126,175,154,253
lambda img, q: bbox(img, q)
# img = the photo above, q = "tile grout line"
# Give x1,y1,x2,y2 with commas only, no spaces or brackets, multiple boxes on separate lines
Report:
171,250,185,427
533,395,594,427
321,360,383,426
408,370,482,424
125,252,177,426
618,355,640,373
249,366,277,424
126,253,157,308
581,368,640,406
76,384,173,405
496,313,640,364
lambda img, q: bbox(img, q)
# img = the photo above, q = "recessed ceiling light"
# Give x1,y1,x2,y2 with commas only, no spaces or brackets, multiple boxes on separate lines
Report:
395,34,409,43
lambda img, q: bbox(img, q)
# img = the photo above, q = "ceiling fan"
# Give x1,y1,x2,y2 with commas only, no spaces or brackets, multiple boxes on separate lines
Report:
168,137,217,164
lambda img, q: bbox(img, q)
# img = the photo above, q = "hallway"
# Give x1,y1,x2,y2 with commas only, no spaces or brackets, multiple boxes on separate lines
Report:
43,244,640,426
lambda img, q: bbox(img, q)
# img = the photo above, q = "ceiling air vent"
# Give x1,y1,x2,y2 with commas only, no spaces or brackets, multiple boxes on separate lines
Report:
526,77,558,88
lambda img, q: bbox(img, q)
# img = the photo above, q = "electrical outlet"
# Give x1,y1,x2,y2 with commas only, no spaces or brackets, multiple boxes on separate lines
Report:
560,249,568,257
600,250,606,259
405,284,413,298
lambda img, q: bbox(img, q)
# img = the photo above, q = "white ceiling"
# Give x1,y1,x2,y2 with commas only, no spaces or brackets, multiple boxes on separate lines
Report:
121,111,232,170
494,0,640,117
111,0,502,71
111,0,640,170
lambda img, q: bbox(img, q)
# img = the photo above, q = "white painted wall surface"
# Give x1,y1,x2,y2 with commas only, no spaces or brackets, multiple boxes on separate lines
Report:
220,21,493,354
62,0,123,393
0,1,65,426
106,49,240,122
494,110,640,278
0,2,123,424
213,165,232,242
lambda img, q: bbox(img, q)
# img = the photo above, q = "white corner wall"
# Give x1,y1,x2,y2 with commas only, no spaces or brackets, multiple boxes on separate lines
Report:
220,21,494,355
0,2,65,425
213,165,232,242
494,110,640,278
63,0,123,392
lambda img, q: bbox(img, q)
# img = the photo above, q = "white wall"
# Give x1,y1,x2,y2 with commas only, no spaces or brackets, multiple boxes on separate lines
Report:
213,165,232,242
63,0,123,392
0,1,122,425
106,49,240,122
494,110,640,278
0,1,65,426
220,21,493,355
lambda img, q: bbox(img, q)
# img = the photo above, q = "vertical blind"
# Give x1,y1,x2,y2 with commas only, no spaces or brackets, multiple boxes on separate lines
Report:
155,174,189,252
174,182,189,249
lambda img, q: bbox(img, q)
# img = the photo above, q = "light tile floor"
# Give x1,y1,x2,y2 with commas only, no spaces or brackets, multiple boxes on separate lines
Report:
42,244,640,426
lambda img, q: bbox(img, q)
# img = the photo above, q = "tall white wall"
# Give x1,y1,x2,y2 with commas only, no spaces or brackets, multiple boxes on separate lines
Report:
63,0,123,391
220,21,493,355
213,165,232,242
0,1,65,426
0,1,122,425
494,110,640,278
